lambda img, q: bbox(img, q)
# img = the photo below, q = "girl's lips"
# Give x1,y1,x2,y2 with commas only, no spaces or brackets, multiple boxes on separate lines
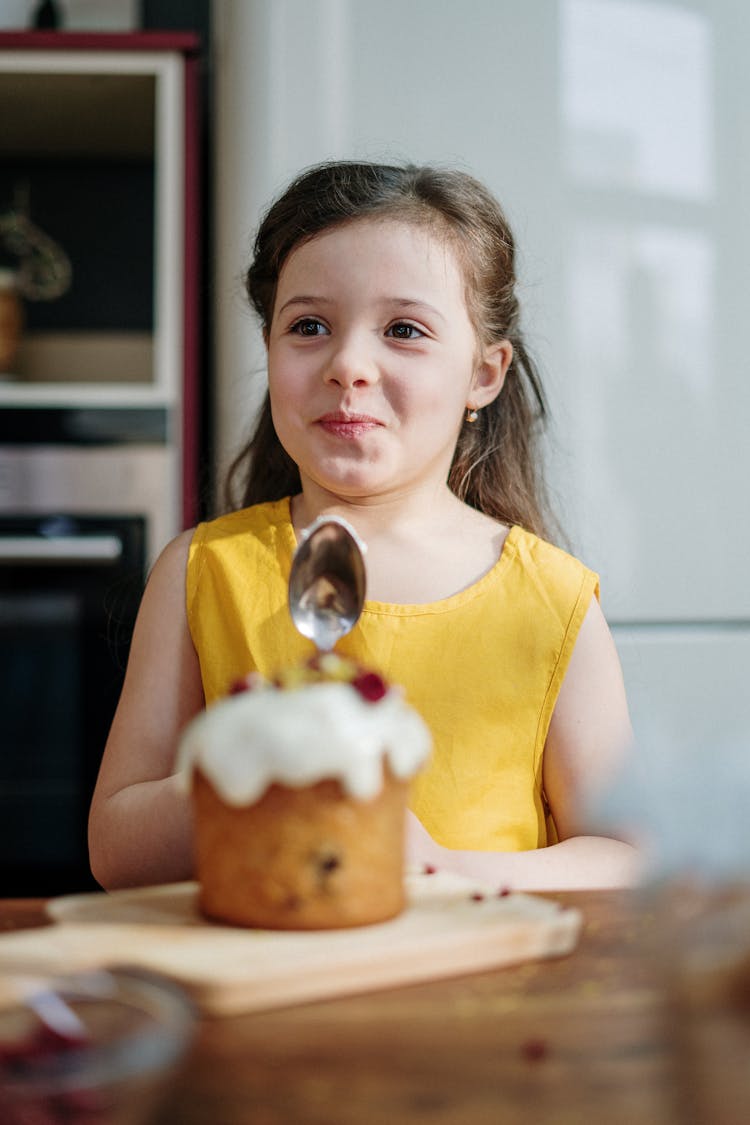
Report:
316,413,384,438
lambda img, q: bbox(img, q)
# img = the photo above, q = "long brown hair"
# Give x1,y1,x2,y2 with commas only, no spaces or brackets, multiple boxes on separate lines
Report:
225,160,554,537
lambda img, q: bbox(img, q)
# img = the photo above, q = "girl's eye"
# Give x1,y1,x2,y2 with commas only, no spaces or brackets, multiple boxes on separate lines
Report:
386,322,424,340
290,317,328,336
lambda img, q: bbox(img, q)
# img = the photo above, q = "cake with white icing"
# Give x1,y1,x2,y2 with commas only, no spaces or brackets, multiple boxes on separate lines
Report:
177,654,432,929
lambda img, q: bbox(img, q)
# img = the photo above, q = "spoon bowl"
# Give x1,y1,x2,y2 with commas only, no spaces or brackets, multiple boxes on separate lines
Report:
288,516,367,652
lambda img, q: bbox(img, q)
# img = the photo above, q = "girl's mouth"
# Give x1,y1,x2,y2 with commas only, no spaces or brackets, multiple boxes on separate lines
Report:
316,412,384,438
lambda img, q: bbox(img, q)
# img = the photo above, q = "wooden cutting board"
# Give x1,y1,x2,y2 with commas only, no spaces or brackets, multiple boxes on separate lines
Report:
0,870,582,1017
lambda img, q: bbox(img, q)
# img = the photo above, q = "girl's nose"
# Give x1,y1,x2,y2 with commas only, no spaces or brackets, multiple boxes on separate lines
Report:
324,338,378,388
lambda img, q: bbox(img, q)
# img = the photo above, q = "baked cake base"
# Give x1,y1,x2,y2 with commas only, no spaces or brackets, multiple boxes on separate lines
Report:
192,768,409,929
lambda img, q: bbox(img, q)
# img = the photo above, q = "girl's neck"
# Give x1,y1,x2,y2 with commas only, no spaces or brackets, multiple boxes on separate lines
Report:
289,484,508,606
290,482,465,543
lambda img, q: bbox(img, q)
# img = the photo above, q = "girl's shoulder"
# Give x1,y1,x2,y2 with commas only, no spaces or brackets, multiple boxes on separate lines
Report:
507,524,595,571
147,525,195,583
193,498,292,542
503,524,600,601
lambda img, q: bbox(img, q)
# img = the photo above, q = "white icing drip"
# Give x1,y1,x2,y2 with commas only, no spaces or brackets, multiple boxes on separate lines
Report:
176,681,432,804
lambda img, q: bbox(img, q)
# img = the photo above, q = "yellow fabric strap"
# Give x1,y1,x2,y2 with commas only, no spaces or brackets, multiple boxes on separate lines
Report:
186,498,599,852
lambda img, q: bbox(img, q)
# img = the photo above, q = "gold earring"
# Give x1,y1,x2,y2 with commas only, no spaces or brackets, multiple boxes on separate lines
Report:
466,407,479,423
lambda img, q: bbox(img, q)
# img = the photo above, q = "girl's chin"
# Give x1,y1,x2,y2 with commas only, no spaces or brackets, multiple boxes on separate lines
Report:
310,478,388,500
302,465,395,500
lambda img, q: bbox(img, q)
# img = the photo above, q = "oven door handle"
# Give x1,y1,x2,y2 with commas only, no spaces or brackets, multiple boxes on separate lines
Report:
0,535,124,564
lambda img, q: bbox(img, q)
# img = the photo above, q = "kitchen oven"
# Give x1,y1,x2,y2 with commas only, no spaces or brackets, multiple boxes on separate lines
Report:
0,511,145,895
0,410,179,896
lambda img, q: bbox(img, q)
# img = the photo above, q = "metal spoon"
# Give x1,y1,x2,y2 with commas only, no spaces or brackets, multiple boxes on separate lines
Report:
288,515,367,652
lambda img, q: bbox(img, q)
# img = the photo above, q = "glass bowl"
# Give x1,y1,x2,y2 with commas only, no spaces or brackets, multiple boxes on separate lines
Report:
0,968,195,1124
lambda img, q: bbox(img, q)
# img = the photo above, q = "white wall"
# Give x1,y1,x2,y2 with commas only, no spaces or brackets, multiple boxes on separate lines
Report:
211,0,750,762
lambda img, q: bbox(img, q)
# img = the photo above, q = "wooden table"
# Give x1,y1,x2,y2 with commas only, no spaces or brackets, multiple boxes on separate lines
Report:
1,887,748,1124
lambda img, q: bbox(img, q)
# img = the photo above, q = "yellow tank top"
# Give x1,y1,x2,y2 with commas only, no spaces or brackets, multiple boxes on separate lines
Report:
186,498,599,852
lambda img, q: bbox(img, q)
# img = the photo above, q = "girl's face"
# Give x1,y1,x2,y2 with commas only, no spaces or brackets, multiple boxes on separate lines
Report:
266,218,509,506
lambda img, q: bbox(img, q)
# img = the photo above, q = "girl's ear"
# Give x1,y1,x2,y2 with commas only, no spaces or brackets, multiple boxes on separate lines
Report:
470,340,513,407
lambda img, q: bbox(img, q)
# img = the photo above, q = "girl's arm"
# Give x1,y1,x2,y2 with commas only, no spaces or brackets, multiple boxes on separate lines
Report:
406,598,641,890
88,530,204,890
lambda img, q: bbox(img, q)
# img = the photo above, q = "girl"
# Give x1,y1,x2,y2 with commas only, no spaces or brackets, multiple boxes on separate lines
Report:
89,161,637,891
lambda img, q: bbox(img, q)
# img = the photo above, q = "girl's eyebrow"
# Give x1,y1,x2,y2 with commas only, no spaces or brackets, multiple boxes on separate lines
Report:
389,298,446,323
277,295,334,315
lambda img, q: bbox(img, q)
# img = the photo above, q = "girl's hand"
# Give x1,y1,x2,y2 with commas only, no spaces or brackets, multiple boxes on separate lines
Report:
404,810,641,891
406,809,448,870
543,596,633,842
88,530,204,889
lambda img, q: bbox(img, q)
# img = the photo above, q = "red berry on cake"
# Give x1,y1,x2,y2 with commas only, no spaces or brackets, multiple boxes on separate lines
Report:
229,672,263,695
351,670,387,703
